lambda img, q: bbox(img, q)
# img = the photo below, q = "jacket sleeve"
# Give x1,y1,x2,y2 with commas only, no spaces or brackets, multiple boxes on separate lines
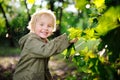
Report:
23,33,70,58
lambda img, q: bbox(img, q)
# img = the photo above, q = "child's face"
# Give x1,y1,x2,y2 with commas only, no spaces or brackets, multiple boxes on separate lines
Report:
34,14,54,39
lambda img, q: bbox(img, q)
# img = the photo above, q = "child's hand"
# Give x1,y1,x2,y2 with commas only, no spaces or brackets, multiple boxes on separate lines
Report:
69,38,78,43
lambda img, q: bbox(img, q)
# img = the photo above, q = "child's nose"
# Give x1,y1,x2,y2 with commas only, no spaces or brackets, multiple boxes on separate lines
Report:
43,25,48,30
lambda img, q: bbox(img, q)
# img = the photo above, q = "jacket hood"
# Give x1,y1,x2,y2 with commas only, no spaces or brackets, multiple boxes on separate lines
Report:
19,33,30,49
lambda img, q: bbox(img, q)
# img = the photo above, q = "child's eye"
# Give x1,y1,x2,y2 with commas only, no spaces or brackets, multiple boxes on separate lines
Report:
40,24,43,26
48,25,51,27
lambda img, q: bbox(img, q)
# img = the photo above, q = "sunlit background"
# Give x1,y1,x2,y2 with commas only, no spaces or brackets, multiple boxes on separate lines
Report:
0,0,120,80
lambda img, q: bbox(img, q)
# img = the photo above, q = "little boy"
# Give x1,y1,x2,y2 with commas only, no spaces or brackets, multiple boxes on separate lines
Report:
13,9,77,80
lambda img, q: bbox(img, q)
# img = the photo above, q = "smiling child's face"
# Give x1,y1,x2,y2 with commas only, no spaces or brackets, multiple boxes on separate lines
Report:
34,14,54,39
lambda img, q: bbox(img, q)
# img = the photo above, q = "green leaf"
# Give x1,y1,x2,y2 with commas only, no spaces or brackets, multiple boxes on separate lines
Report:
75,38,100,52
95,6,120,36
27,0,35,4
75,0,88,10
92,0,106,12
68,27,82,40
66,43,75,59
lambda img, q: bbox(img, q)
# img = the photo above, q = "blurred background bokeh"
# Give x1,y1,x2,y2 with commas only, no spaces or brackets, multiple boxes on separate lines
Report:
0,0,120,80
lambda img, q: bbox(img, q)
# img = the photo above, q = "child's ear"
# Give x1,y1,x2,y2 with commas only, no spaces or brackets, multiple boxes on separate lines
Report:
52,26,56,32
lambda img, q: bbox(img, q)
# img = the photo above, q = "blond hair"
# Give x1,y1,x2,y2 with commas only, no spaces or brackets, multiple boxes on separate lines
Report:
27,9,56,32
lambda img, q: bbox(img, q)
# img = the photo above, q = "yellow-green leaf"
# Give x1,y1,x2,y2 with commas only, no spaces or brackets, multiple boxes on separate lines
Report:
27,0,35,4
95,6,120,36
68,27,82,40
75,0,88,10
92,0,106,12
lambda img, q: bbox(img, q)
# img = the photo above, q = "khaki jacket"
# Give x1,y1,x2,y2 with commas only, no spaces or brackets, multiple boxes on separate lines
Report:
13,32,70,80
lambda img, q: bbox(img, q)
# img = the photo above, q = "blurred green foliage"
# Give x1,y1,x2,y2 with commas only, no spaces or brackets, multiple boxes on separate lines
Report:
64,0,120,80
